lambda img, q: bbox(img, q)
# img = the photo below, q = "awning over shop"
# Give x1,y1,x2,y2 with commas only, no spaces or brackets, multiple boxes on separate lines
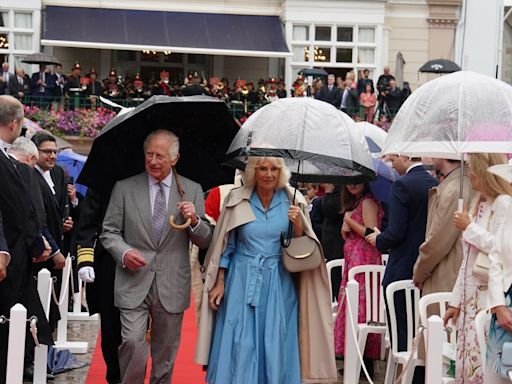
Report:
41,6,291,58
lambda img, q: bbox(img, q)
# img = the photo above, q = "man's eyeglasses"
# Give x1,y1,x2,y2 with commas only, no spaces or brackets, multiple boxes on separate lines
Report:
39,149,58,155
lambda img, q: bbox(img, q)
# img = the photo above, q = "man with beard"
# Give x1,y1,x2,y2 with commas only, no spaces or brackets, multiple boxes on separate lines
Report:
0,95,53,383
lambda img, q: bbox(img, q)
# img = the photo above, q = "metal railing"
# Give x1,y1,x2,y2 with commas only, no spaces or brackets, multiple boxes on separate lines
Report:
20,95,401,122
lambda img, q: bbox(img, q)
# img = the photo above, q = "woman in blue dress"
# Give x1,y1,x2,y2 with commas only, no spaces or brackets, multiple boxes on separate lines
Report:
198,155,337,384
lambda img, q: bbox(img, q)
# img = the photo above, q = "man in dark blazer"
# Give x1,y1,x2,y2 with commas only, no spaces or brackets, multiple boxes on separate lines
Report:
0,95,53,383
76,187,121,384
8,68,31,100
340,78,359,117
0,63,12,95
366,155,437,383
315,74,341,107
30,64,54,98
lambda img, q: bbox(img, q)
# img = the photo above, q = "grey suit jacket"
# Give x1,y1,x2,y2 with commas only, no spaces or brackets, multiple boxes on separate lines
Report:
100,171,212,313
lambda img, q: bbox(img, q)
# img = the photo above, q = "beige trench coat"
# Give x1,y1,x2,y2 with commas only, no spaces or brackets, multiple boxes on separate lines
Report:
413,170,472,296
194,185,337,383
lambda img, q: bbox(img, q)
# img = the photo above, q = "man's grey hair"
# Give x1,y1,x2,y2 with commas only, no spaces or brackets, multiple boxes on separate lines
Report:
9,136,38,160
143,129,180,160
0,95,24,126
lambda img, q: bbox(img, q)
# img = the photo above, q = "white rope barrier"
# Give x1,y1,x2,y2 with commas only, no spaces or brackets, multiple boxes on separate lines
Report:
53,256,88,354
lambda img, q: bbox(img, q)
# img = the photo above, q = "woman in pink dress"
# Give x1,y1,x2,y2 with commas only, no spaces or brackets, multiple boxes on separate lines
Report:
334,183,384,377
360,84,377,123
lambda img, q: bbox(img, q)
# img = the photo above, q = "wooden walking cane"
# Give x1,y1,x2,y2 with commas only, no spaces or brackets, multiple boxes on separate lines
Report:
168,166,193,230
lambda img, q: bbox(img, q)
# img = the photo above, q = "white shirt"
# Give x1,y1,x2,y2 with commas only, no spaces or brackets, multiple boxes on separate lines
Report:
0,139,11,160
148,172,172,214
35,164,56,195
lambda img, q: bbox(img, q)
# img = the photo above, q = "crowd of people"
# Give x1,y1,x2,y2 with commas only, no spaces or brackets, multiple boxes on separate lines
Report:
0,61,406,126
2,62,512,384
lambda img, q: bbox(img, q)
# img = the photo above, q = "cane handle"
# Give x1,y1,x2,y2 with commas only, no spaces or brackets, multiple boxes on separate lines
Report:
169,215,192,230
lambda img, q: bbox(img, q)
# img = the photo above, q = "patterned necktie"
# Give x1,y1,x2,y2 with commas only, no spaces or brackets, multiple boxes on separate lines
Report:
152,182,167,240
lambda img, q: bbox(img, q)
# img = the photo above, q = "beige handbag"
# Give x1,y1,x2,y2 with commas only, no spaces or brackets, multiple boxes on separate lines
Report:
282,235,323,273
471,209,494,283
472,251,490,283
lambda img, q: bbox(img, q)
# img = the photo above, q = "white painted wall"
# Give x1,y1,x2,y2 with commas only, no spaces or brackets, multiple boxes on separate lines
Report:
43,0,282,15
456,0,503,77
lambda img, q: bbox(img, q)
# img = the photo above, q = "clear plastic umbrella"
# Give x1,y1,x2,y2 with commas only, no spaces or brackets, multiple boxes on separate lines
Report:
225,97,375,246
356,121,388,153
225,97,375,185
381,71,512,158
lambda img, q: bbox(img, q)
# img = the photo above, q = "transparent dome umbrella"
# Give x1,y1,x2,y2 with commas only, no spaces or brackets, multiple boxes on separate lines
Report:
356,121,388,153
381,71,512,158
381,70,512,206
224,97,375,245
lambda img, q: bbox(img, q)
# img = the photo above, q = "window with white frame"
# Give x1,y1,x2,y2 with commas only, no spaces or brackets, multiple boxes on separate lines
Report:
0,8,37,72
290,23,377,77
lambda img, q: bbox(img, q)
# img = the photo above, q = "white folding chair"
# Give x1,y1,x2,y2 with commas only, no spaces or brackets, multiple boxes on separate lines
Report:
475,309,491,368
326,259,344,318
381,253,389,266
419,292,456,383
384,280,424,384
348,265,387,375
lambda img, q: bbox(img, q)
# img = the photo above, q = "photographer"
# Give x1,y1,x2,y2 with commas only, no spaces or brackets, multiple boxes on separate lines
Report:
375,66,395,119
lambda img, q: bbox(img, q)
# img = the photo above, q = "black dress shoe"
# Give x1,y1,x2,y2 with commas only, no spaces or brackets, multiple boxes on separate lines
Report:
23,365,56,381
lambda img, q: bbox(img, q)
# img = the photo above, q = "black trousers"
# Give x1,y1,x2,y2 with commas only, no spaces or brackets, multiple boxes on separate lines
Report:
87,253,122,384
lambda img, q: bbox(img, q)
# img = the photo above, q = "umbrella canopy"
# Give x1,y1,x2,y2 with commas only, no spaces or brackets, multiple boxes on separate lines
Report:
298,68,328,77
225,97,375,184
356,121,388,153
418,59,461,74
381,71,512,158
57,150,88,196
21,52,61,65
78,95,239,192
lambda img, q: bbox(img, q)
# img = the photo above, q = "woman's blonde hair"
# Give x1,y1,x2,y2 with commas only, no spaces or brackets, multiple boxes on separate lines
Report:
467,153,512,214
243,156,291,189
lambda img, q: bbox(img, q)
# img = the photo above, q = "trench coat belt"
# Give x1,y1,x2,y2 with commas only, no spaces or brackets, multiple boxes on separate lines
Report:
240,251,281,307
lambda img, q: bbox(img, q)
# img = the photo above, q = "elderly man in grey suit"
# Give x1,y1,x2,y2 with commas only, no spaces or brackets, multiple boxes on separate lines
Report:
101,129,212,383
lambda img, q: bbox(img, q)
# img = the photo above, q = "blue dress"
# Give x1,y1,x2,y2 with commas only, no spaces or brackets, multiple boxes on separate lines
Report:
206,189,300,384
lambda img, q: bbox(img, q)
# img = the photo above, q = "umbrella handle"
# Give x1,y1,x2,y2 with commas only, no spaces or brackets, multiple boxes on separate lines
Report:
169,215,192,230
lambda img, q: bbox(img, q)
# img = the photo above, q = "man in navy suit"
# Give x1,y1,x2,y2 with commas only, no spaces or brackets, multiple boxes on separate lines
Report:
30,64,54,98
366,155,437,382
315,74,341,107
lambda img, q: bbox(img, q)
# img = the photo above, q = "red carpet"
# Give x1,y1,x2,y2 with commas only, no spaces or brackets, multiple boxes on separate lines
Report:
86,299,206,384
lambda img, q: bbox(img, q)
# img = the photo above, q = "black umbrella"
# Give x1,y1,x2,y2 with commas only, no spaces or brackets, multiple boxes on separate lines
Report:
298,68,328,77
21,52,61,66
77,95,239,193
418,59,461,74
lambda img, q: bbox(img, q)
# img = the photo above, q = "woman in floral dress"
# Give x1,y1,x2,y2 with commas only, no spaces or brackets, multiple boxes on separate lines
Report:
444,153,512,383
334,183,383,377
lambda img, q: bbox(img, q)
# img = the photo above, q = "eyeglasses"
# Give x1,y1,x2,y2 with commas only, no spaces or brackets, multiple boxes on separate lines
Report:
38,149,58,155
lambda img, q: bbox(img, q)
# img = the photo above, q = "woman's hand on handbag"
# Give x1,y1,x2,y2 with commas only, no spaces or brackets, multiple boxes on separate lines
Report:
288,205,304,236
453,209,471,231
495,306,512,332
443,306,460,327
209,280,225,310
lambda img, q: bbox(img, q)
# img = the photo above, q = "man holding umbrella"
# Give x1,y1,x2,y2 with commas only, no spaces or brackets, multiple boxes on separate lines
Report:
100,130,212,383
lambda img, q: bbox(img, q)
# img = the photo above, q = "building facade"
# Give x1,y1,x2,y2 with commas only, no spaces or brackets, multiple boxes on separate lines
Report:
3,0,507,92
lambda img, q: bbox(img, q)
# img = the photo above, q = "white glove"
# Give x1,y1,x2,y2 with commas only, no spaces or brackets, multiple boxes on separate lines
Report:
78,266,95,283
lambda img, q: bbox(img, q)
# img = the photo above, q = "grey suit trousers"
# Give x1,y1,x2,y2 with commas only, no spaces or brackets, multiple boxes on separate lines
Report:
119,277,184,384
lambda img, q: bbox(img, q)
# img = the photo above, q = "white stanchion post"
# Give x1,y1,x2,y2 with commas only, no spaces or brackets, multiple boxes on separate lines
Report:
54,257,88,354
37,269,52,320
33,344,47,384
425,315,444,384
35,268,52,384
6,304,27,384
68,276,98,321
344,280,360,384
